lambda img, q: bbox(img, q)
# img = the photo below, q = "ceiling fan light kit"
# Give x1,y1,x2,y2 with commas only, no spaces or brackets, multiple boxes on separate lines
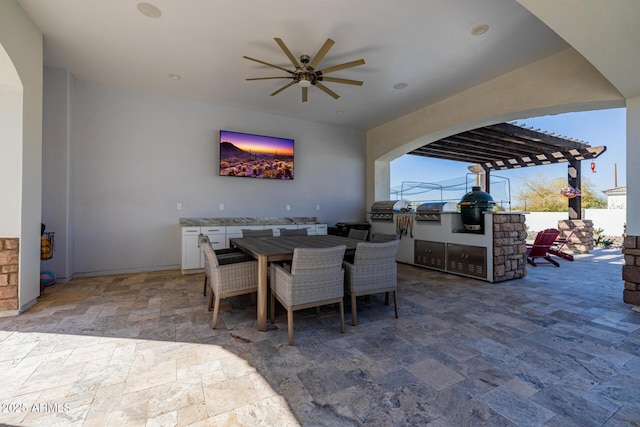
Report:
244,38,365,102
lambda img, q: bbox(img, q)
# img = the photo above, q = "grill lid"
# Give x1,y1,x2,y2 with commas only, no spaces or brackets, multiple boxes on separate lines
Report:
416,202,447,214
370,200,408,212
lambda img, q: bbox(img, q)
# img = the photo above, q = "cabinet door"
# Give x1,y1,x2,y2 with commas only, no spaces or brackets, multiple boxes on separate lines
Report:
414,240,445,270
464,245,487,278
205,232,226,249
315,224,328,235
182,234,201,270
446,243,486,279
203,231,226,267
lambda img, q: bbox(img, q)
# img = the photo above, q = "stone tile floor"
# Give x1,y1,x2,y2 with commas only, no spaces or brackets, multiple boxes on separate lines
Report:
1,247,639,426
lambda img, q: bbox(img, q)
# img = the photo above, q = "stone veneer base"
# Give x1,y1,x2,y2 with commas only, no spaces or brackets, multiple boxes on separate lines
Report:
493,214,527,282
623,235,640,306
557,219,594,253
0,238,19,311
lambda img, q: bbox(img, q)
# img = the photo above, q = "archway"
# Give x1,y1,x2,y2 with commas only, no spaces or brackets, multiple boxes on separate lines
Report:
0,42,25,312
0,0,44,314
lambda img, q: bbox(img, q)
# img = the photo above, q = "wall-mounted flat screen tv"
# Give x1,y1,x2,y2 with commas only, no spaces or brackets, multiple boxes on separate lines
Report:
219,130,294,180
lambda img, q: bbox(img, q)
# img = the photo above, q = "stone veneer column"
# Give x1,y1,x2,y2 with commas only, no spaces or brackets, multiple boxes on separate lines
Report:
557,219,593,253
623,236,640,307
493,214,527,282
0,238,20,311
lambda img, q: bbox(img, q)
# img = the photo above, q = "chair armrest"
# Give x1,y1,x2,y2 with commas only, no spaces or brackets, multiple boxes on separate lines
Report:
342,261,355,274
212,260,258,293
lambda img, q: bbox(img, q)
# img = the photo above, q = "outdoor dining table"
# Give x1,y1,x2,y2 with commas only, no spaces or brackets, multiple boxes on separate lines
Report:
229,235,361,331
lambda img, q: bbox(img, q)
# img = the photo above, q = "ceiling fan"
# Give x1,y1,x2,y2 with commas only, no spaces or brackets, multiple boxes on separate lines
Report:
243,38,365,102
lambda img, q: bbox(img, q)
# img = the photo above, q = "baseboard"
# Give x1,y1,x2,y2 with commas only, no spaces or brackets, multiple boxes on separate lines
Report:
73,265,181,278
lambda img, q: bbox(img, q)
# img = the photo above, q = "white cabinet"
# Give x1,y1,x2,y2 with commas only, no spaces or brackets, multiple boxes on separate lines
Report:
202,226,225,267
181,225,226,272
202,226,226,249
315,224,328,235
181,227,202,271
181,221,328,273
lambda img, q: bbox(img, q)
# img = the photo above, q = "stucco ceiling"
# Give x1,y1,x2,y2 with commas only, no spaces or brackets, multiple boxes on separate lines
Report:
15,1,638,130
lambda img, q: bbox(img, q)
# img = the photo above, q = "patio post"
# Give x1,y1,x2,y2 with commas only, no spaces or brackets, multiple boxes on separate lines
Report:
568,160,581,220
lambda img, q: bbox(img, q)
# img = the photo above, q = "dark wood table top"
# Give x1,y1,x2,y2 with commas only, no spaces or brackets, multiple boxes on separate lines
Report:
229,235,360,261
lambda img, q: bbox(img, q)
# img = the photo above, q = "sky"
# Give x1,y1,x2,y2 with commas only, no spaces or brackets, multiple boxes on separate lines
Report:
390,108,626,205
220,130,294,155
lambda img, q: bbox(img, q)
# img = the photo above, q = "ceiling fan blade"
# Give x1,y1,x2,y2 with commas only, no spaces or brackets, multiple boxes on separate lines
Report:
243,56,293,74
246,76,292,81
270,81,296,96
308,38,335,69
318,59,365,75
302,87,308,103
274,38,300,69
319,76,363,86
314,82,340,100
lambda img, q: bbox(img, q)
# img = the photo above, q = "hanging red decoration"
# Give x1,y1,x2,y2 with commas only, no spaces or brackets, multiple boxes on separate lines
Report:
591,161,596,173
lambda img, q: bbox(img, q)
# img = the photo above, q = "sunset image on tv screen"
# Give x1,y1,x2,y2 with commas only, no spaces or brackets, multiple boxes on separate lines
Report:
219,130,294,180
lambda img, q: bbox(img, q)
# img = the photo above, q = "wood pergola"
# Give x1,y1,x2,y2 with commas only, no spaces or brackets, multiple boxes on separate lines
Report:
407,122,607,219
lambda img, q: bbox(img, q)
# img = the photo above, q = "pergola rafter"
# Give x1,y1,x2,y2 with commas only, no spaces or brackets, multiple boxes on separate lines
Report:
407,122,607,219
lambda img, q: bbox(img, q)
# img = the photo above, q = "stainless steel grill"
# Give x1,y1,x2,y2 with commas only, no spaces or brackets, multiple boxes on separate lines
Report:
415,202,447,222
369,200,405,221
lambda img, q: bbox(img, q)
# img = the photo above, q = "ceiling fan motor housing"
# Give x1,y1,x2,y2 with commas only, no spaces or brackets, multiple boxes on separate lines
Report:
244,38,365,101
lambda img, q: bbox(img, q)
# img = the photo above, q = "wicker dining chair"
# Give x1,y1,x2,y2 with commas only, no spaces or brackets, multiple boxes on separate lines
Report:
343,239,399,326
270,245,346,345
279,228,308,236
370,232,399,242
241,229,274,237
199,237,249,296
347,228,369,241
199,234,258,329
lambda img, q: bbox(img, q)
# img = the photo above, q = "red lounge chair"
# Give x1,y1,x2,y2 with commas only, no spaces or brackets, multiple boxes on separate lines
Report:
548,227,576,261
526,228,560,267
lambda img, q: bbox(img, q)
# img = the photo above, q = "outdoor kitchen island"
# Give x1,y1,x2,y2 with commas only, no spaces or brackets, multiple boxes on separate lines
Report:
370,210,528,282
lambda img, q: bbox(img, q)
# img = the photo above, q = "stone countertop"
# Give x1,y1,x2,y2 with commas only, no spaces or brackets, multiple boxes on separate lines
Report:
179,217,320,227
440,211,526,215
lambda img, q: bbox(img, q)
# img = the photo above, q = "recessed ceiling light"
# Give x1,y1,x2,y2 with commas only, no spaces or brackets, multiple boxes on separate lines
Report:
471,24,489,36
137,2,162,18
393,83,408,90
336,110,344,115
168,74,182,80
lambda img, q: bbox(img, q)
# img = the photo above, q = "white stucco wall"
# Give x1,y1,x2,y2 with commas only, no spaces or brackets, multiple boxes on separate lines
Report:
608,194,626,210
0,0,43,311
41,67,74,280
0,52,22,236
42,78,366,276
627,97,640,235
524,209,626,237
